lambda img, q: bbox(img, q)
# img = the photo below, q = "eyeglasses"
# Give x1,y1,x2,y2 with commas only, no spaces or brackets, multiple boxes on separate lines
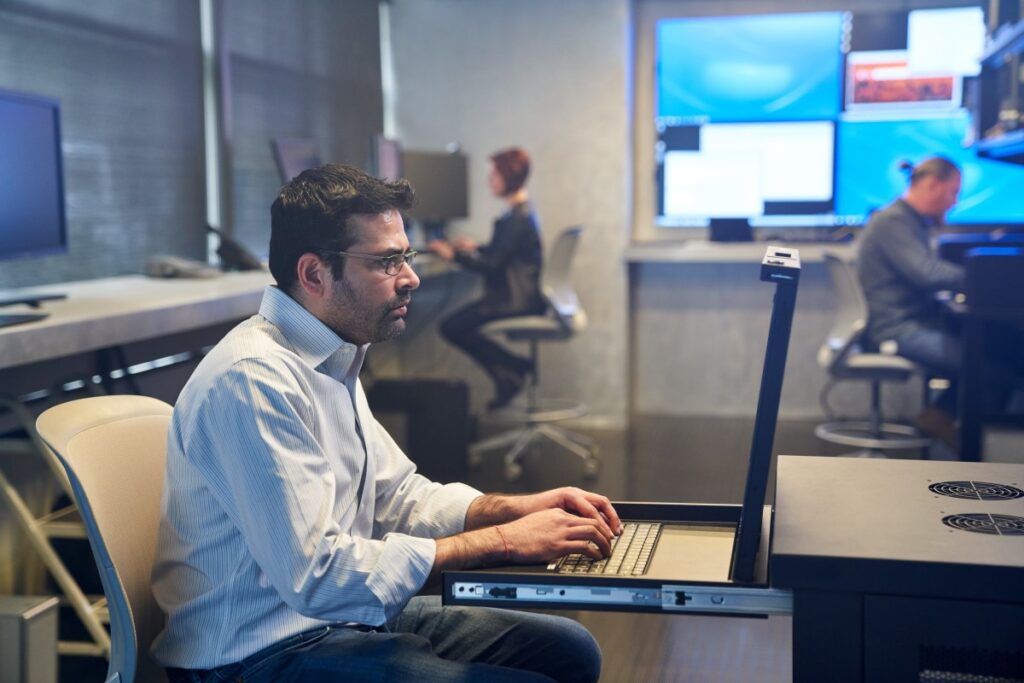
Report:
328,249,418,276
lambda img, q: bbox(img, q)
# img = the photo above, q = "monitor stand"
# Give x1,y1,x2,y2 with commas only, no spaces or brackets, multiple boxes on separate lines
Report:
0,292,67,329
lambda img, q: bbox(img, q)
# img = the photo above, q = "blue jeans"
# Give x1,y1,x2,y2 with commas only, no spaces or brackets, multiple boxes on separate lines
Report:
165,596,601,683
894,322,1024,414
892,326,961,414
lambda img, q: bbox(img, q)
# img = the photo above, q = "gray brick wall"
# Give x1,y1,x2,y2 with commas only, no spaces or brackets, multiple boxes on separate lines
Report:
0,0,383,288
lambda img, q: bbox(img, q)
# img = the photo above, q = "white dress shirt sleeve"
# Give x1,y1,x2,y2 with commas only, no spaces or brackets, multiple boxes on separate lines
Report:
187,357,435,625
365,411,483,540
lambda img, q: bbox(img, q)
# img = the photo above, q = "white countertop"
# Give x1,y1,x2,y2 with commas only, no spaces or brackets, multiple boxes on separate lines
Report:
0,272,274,370
625,241,855,264
0,254,455,371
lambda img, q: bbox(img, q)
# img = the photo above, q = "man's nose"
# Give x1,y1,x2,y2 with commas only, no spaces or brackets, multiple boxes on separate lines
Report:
398,260,420,290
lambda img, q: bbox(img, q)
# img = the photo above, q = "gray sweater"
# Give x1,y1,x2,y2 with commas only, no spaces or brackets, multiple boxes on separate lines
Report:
856,199,964,345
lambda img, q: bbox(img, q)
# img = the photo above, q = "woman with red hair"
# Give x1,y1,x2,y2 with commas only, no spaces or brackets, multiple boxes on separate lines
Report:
431,147,545,410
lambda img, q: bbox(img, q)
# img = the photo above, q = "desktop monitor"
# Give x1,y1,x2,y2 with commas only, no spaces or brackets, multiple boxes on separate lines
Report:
0,88,68,327
0,88,67,263
270,137,322,184
657,119,837,228
656,12,844,123
401,150,468,223
655,12,845,229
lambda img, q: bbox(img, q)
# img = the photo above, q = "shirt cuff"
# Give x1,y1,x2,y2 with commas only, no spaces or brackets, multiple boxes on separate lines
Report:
366,534,436,621
432,483,484,534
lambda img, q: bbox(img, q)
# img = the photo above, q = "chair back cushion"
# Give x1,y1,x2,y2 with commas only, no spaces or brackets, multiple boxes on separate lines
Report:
37,395,172,683
542,226,587,334
819,252,869,372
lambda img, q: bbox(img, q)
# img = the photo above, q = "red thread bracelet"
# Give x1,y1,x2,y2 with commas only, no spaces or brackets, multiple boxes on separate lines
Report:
494,525,510,562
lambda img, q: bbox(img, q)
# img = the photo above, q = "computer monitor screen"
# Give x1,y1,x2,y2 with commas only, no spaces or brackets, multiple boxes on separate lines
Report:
655,12,844,228
658,120,835,227
654,7,1016,229
0,88,66,261
657,12,844,123
836,112,1024,225
271,138,322,184
401,151,468,222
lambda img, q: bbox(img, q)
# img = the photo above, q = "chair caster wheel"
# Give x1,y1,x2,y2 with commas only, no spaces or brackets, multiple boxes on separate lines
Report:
583,459,600,478
504,462,523,480
468,451,484,468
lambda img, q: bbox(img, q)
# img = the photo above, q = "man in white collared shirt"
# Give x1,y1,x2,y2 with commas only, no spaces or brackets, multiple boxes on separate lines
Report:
152,164,619,683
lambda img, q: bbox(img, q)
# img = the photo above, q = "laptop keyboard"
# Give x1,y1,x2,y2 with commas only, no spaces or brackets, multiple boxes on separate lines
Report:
551,522,663,576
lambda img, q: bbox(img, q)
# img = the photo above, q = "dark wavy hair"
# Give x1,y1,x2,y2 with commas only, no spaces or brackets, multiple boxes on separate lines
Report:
490,147,530,196
899,156,960,185
269,163,415,294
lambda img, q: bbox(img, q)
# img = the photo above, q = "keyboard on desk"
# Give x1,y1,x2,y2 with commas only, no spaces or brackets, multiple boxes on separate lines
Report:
550,522,663,576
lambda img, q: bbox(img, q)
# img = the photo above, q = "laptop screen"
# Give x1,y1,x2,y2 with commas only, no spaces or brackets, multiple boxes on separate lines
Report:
729,247,801,582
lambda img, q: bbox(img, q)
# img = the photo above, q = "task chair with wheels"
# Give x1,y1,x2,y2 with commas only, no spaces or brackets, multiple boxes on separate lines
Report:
815,252,931,457
36,395,172,683
469,226,600,480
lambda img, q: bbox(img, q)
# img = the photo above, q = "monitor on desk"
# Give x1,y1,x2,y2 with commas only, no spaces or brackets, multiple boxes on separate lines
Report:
271,137,322,184
401,150,468,225
0,88,68,328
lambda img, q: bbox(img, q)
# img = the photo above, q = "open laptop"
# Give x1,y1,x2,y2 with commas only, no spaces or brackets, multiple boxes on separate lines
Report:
442,246,800,616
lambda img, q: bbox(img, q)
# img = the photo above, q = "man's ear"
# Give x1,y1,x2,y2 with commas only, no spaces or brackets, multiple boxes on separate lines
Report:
295,253,331,301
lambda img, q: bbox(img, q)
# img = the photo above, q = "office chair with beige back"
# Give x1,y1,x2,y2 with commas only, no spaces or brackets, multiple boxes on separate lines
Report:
36,395,172,683
816,252,931,457
469,226,600,479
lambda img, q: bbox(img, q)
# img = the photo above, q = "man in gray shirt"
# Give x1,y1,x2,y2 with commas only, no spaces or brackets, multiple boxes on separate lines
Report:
856,157,963,449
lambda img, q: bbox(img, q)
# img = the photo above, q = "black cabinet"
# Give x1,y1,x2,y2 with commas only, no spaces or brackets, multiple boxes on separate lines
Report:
773,456,1024,682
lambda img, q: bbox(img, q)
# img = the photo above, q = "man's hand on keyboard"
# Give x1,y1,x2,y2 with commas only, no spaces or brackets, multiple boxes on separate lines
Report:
516,487,623,539
499,508,613,563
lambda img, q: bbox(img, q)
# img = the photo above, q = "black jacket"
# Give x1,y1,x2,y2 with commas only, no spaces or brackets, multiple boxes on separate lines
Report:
455,202,545,315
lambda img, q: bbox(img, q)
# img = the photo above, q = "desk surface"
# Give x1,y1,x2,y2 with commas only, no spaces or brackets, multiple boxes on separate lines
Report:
0,272,274,370
624,241,854,264
0,255,454,372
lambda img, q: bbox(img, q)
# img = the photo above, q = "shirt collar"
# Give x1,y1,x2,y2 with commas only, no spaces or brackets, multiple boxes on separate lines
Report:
501,200,531,220
896,198,936,229
258,286,368,381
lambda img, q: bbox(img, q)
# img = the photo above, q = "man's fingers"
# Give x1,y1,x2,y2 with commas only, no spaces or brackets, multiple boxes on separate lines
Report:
563,525,612,556
564,494,614,539
559,540,604,560
563,514,612,541
588,495,623,534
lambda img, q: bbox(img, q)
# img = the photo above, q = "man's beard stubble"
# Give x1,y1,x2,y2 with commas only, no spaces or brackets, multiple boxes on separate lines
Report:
327,279,412,345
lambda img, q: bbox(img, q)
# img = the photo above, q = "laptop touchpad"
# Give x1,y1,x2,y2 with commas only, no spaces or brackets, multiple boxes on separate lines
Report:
645,524,736,582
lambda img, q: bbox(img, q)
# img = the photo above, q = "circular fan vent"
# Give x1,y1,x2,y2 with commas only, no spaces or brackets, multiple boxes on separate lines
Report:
928,481,1024,501
942,513,1024,536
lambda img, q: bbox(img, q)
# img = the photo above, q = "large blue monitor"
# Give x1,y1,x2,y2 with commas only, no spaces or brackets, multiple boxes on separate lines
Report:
654,7,1014,230
0,88,66,263
655,12,845,228
657,12,844,123
836,113,1024,226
